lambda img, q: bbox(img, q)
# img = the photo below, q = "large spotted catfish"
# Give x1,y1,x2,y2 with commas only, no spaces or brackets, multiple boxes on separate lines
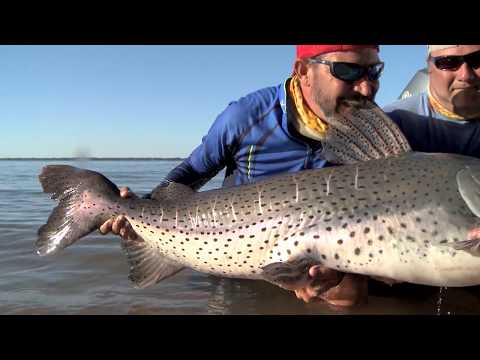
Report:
37,100,480,296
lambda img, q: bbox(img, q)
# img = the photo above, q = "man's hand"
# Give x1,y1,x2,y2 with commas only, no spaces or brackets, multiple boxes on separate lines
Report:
319,273,368,307
294,265,368,306
99,187,138,241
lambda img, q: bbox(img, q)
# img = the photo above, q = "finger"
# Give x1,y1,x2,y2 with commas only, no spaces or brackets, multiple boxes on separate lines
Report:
294,290,301,299
295,289,308,303
120,187,138,199
99,218,113,234
309,265,340,279
295,288,317,303
295,289,306,300
120,227,126,238
119,187,131,198
309,264,325,278
111,215,126,234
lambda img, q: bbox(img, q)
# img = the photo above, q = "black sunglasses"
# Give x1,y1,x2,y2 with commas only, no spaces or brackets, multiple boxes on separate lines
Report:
431,49,480,71
307,58,384,83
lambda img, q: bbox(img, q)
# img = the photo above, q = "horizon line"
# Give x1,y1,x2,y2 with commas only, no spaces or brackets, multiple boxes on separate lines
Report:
0,157,186,161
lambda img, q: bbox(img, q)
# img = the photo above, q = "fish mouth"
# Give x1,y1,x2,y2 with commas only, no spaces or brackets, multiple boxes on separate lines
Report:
334,97,378,118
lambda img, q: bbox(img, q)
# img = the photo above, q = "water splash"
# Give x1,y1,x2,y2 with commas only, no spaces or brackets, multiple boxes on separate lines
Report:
436,287,452,315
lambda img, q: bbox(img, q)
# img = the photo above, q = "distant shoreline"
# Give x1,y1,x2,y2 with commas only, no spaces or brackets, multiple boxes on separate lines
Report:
0,158,186,161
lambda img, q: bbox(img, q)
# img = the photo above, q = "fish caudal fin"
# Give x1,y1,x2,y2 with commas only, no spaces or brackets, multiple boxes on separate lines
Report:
37,165,119,256
121,238,184,288
321,99,412,165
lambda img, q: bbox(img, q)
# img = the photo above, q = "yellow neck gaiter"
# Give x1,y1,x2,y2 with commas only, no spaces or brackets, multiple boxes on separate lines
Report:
289,75,328,140
427,85,466,120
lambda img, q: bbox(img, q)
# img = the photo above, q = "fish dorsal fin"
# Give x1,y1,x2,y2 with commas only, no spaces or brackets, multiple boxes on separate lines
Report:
150,181,196,203
320,99,412,165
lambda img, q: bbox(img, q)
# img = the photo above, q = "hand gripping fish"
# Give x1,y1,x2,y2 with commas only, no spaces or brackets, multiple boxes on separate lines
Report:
36,100,480,295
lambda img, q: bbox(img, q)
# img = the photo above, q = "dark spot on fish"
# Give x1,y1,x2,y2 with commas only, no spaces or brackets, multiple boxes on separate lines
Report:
354,248,361,255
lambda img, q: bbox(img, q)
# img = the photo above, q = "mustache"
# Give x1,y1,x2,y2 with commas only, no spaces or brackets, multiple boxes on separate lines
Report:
336,96,378,112
320,96,378,120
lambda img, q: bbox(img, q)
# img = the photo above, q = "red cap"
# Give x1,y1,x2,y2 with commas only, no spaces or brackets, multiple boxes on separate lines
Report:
296,45,379,59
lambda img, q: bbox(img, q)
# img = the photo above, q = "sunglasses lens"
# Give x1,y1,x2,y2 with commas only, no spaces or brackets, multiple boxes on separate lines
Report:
466,50,480,69
332,63,364,81
367,63,384,81
434,56,463,71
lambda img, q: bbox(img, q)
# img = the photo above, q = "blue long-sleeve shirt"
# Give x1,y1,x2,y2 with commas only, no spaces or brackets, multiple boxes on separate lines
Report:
384,92,480,157
162,79,328,191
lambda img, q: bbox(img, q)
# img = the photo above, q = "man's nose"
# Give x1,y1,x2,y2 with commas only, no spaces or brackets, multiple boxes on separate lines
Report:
457,62,478,82
353,77,376,98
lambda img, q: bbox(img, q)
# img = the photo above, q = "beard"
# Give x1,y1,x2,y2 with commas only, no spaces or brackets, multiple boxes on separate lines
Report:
311,83,337,119
311,81,377,120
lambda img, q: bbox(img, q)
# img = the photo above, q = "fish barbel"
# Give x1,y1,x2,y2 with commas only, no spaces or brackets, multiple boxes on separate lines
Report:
36,100,480,293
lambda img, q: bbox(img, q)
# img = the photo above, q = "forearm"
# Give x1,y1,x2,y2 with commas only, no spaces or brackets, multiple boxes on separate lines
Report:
143,159,221,199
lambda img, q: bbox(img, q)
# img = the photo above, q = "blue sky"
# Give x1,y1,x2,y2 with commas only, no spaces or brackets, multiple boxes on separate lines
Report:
0,45,427,158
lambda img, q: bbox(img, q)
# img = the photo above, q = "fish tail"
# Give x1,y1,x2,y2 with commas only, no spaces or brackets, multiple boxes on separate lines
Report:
37,165,120,256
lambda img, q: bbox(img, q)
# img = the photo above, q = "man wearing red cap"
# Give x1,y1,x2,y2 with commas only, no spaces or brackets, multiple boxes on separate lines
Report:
100,45,385,306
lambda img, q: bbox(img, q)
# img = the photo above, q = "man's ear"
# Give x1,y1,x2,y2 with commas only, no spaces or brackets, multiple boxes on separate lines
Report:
294,59,310,86
426,58,433,75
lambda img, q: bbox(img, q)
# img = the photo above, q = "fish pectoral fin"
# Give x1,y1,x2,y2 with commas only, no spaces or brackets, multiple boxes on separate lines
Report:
121,237,184,289
456,166,480,218
260,259,315,291
452,239,480,257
